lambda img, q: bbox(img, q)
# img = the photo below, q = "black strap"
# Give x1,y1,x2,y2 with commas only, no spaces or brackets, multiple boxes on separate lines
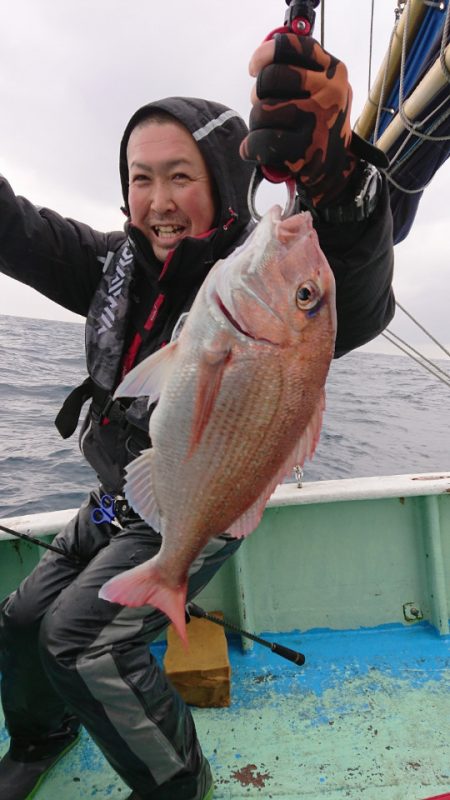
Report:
54,377,96,439
55,377,129,439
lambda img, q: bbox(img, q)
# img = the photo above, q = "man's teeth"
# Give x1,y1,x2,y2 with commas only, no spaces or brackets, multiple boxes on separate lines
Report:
154,225,184,237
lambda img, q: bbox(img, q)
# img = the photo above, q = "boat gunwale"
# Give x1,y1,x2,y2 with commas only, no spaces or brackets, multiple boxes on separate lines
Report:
1,471,450,542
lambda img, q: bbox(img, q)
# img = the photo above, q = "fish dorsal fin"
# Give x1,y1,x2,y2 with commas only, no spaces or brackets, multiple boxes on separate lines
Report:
124,448,161,532
227,389,326,539
187,342,232,457
114,341,178,404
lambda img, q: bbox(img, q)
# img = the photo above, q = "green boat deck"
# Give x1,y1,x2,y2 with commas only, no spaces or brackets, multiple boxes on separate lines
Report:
1,623,449,799
1,474,450,798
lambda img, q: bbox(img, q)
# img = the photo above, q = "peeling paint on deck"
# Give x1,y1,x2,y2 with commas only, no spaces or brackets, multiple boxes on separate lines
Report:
0,623,449,799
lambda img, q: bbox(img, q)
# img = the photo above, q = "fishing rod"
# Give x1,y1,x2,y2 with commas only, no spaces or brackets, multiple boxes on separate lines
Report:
1,520,306,665
187,602,306,666
248,0,321,221
0,521,86,563
284,0,320,35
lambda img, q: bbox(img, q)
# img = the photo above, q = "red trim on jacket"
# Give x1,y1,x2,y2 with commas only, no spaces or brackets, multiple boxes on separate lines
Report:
120,292,166,380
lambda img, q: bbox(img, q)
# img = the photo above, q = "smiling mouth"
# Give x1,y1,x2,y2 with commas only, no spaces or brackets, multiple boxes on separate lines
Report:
152,224,186,239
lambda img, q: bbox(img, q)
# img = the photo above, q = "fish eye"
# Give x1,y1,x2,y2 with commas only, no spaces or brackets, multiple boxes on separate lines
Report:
296,281,320,310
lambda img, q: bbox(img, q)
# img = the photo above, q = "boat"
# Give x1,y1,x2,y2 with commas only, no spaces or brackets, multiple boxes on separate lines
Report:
1,472,450,799
1,1,450,798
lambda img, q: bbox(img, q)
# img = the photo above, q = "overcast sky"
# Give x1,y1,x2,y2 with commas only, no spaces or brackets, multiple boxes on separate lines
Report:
1,0,448,356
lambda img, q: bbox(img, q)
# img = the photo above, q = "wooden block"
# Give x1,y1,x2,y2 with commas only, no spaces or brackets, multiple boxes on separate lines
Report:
164,612,231,707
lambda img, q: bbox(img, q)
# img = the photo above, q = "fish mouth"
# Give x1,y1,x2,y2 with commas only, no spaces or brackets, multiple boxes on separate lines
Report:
215,292,275,345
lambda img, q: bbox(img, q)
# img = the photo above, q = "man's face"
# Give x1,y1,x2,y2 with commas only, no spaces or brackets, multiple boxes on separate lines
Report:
127,120,217,263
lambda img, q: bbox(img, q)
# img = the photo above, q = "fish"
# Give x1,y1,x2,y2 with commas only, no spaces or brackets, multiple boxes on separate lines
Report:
99,206,336,644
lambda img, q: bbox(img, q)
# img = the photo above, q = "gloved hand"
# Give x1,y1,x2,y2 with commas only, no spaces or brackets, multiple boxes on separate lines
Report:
240,34,358,206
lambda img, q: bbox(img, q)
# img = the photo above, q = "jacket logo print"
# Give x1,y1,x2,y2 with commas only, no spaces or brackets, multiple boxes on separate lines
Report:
97,245,133,334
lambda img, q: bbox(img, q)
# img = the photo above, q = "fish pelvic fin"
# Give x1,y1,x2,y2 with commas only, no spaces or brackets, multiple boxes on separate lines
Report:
99,562,189,647
124,448,161,532
187,344,232,458
114,341,178,404
227,389,326,539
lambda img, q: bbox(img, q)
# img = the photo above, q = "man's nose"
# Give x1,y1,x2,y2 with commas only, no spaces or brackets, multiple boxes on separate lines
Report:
150,181,176,214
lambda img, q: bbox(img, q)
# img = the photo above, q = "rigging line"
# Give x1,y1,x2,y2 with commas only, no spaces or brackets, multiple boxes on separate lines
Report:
385,98,450,186
381,331,450,386
384,168,433,192
440,0,450,81
368,0,375,93
383,328,450,379
396,300,450,357
373,4,399,143
397,0,450,141
387,93,450,169
320,0,325,47
393,101,450,142
398,0,422,133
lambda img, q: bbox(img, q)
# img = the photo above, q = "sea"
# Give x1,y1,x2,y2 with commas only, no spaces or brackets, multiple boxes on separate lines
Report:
1,313,450,519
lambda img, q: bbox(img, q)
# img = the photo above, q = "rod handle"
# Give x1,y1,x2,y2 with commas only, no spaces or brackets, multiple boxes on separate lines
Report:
271,642,305,665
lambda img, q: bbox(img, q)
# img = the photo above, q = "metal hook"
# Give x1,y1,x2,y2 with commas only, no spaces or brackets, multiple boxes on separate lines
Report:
247,168,297,223
293,465,304,488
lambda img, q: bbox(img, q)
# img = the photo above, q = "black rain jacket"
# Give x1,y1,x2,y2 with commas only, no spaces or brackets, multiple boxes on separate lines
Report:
0,97,395,492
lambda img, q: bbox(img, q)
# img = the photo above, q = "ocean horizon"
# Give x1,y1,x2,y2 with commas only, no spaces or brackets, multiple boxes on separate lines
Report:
1,313,450,519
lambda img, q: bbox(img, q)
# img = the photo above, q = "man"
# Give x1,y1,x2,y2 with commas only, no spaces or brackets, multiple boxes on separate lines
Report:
0,34,394,800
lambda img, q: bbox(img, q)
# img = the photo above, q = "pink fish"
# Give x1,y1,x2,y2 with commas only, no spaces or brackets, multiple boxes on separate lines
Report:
99,207,336,643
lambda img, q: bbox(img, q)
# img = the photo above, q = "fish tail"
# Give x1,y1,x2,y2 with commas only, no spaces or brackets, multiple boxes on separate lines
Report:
99,562,188,646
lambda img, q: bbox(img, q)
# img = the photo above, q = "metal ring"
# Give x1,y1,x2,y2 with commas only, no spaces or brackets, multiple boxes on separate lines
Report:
247,168,297,222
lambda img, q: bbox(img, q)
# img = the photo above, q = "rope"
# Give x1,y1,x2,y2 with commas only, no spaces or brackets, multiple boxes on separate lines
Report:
365,5,450,387
440,0,450,81
373,8,398,143
396,0,450,143
382,330,450,387
383,97,450,190
383,169,433,192
381,300,450,390
368,0,376,93
320,0,325,47
396,301,450,357
388,92,450,168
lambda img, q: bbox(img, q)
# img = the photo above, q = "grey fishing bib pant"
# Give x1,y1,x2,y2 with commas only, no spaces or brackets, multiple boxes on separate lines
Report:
0,492,240,798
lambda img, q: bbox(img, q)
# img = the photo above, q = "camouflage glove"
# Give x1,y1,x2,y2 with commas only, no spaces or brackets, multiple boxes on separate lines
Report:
240,34,358,206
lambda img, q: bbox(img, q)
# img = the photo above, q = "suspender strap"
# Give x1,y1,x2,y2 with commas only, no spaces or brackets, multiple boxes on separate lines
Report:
55,378,127,439
54,377,96,439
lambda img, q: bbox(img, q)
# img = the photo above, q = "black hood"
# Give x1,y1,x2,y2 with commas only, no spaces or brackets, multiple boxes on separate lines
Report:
119,97,253,234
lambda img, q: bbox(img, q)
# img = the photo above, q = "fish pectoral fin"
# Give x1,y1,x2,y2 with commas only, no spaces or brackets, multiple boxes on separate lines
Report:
114,341,178,404
187,344,232,456
227,389,326,539
99,563,189,647
124,448,161,532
